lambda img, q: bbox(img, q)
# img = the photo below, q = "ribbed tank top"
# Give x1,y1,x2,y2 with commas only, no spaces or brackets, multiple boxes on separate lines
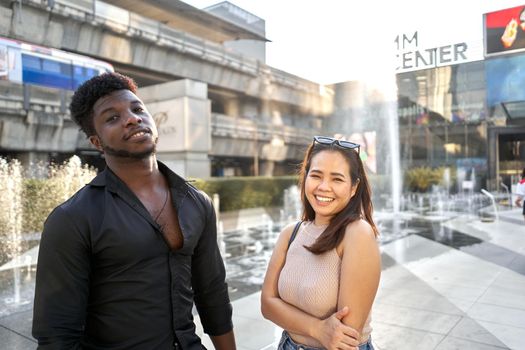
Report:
278,221,372,346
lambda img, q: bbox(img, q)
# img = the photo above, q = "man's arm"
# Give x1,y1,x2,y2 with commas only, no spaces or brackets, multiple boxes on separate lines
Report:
191,195,235,349
32,206,91,349
210,330,236,350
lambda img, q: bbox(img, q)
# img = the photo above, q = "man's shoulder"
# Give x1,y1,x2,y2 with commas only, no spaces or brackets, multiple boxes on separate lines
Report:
43,185,102,235
53,183,104,218
185,182,213,211
186,181,209,199
158,161,212,211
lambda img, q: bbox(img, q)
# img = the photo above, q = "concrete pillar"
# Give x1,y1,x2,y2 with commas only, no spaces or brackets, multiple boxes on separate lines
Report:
260,160,274,177
260,99,272,122
140,79,211,178
224,98,240,118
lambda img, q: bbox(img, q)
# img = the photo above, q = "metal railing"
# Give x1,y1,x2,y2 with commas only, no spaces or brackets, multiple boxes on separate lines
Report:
211,113,315,144
23,0,323,94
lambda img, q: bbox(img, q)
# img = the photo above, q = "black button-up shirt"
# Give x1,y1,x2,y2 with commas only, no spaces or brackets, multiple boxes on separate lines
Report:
32,162,232,349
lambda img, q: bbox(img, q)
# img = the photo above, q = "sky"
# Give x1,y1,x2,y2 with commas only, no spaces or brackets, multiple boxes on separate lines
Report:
184,0,525,84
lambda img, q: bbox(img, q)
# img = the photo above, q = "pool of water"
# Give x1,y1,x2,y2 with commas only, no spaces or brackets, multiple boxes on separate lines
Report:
1,208,514,317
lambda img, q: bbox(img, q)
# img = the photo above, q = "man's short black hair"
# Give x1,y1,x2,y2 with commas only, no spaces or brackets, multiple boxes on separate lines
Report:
70,72,138,137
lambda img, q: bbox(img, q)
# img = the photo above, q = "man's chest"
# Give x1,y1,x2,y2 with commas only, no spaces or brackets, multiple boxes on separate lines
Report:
157,204,184,250
89,197,205,259
91,209,168,264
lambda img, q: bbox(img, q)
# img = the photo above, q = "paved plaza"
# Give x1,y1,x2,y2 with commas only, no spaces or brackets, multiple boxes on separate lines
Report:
0,207,523,349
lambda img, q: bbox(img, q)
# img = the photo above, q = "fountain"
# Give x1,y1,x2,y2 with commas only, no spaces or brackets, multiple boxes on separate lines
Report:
500,182,512,209
262,213,274,238
0,156,96,316
281,185,302,224
387,99,402,214
443,167,451,195
318,69,405,239
0,158,24,307
480,189,499,222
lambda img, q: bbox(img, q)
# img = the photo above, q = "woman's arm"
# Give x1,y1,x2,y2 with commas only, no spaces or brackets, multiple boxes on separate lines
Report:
337,220,381,336
261,223,360,349
515,194,523,207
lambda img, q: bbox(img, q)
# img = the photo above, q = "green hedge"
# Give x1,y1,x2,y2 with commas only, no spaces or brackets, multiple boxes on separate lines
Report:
18,175,299,233
192,176,298,212
404,166,456,192
22,178,58,234
18,173,394,233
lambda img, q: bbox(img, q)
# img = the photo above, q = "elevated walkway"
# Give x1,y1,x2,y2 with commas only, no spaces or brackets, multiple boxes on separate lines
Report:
1,0,329,110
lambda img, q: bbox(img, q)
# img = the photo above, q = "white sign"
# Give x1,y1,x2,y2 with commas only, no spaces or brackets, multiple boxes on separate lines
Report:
394,31,484,73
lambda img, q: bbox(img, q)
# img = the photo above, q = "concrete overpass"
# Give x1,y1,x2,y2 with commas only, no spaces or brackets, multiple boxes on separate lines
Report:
0,0,333,176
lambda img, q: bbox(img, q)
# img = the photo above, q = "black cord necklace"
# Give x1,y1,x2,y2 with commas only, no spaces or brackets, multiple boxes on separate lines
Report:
154,187,169,222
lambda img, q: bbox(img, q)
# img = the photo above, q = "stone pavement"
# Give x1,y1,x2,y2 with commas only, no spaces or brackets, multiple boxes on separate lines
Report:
1,208,524,349
196,208,525,350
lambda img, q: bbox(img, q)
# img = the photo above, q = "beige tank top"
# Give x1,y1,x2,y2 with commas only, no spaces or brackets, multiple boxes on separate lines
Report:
278,221,372,346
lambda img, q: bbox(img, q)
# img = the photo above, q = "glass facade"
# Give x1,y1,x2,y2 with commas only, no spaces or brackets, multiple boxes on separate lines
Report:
397,54,525,190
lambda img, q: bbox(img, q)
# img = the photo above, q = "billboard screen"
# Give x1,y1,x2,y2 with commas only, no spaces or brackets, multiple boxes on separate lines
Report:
486,54,525,106
485,5,525,56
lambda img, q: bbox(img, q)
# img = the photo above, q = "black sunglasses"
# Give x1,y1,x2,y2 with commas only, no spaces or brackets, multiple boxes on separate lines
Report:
313,136,360,154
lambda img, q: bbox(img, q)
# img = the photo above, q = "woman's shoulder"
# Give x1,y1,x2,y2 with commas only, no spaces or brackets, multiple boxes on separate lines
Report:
273,221,306,252
338,219,379,257
343,219,377,243
280,220,304,237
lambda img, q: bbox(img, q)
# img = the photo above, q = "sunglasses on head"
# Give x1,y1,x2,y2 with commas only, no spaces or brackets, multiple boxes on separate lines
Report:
313,136,360,154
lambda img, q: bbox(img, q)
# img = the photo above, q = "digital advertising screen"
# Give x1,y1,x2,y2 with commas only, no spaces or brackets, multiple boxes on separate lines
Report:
485,5,525,56
485,54,525,106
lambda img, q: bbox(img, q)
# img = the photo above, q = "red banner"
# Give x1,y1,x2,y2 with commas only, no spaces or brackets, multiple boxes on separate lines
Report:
485,5,525,56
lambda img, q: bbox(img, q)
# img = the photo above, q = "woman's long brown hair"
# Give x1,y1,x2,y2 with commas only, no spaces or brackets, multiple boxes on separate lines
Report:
298,142,378,255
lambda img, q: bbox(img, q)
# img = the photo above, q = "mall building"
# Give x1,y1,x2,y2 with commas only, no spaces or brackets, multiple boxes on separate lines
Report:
324,3,525,195
393,4,525,191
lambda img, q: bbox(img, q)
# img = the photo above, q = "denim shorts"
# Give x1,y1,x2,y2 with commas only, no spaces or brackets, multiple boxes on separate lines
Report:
277,330,374,350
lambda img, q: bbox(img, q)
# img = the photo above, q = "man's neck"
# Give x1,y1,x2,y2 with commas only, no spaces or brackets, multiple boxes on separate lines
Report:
105,155,162,191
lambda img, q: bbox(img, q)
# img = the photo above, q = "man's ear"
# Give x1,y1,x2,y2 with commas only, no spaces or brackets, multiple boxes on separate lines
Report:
89,135,103,152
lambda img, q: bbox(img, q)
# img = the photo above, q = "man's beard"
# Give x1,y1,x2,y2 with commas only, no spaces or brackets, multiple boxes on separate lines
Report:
101,139,158,159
